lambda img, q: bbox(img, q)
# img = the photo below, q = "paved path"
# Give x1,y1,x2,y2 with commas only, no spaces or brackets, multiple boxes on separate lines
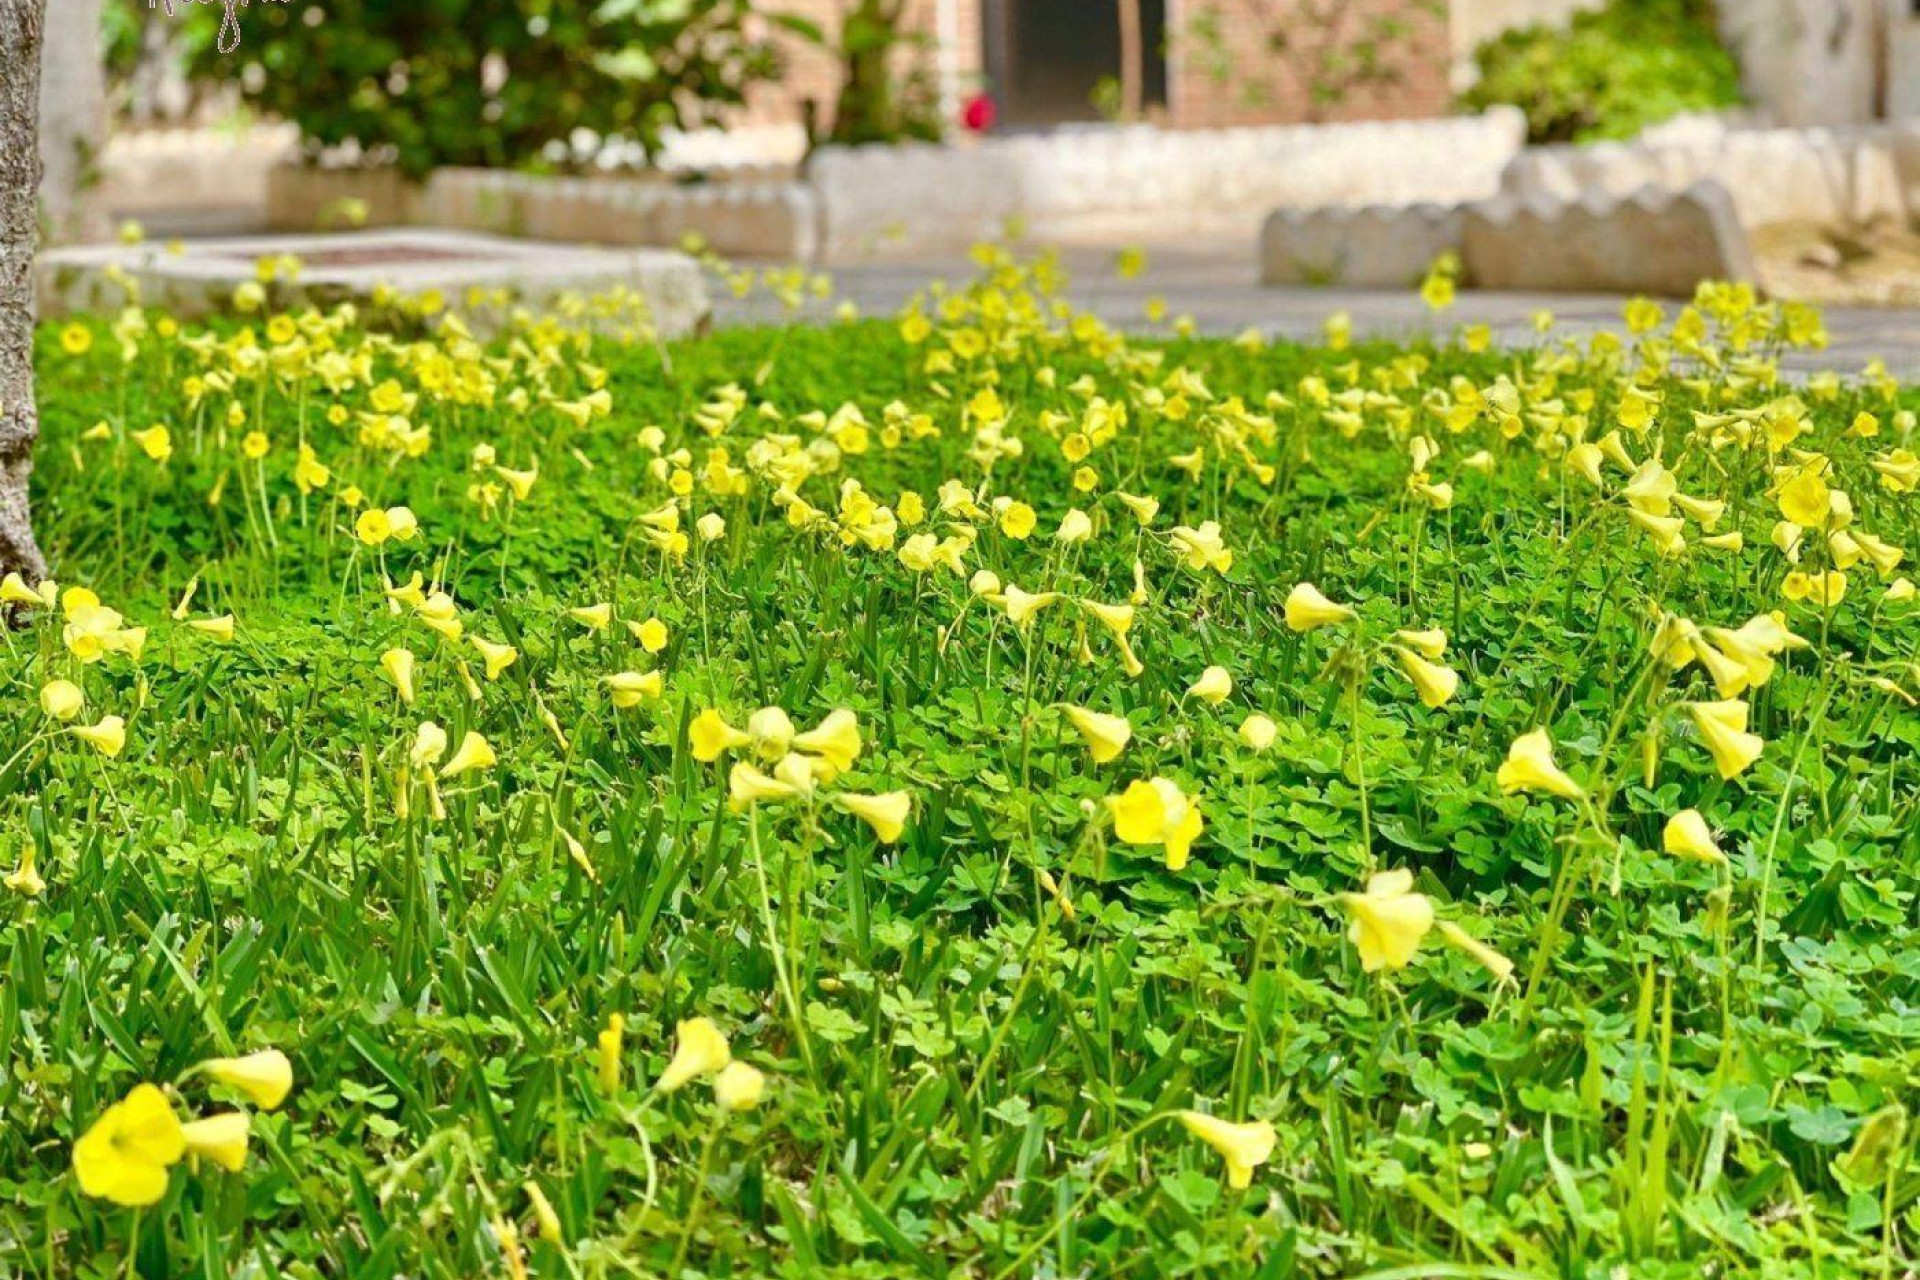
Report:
713,244,1920,380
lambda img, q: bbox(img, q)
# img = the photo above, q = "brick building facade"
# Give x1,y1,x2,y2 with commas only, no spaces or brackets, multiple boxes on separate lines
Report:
749,0,1453,137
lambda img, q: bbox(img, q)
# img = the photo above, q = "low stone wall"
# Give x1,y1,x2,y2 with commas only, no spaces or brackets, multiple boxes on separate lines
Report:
1500,122,1920,230
97,124,298,235
423,170,817,261
41,229,711,338
266,166,817,261
1262,180,1758,297
810,108,1528,261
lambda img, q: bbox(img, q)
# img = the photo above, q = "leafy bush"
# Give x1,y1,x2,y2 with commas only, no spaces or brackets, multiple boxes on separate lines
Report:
186,0,783,177
1461,0,1742,144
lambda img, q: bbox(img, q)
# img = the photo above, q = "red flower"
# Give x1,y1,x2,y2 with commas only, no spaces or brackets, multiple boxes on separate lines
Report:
960,94,997,133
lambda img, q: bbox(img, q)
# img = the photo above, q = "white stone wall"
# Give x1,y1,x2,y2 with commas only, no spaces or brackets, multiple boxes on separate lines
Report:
809,109,1529,261
40,0,109,243
1499,120,1920,229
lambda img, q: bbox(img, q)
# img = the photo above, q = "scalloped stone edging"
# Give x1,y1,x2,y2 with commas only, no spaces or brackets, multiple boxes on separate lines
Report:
1261,180,1757,297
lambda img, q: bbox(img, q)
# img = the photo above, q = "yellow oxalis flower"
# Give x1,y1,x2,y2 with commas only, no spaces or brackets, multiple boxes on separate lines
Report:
379,648,416,704
1109,778,1204,871
713,1061,767,1112
1238,713,1277,752
1284,582,1355,632
1394,648,1459,709
1342,868,1434,972
1176,1110,1277,1189
690,710,751,762
794,709,862,773
199,1049,294,1110
40,679,84,721
181,1113,250,1172
1663,809,1726,864
1187,665,1232,706
72,715,127,759
1061,705,1131,764
72,1084,185,1207
438,731,497,779
1687,701,1763,780
836,790,912,843
1496,729,1585,801
657,1017,731,1093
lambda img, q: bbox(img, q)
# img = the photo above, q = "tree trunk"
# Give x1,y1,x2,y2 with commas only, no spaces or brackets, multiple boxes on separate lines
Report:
1116,0,1143,121
0,0,49,585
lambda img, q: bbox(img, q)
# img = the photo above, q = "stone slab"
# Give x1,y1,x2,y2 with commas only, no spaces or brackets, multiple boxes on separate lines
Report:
1462,180,1757,296
1260,202,1465,288
39,228,711,337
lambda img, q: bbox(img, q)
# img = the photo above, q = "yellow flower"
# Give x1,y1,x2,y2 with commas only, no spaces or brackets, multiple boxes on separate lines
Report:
1775,464,1831,528
746,706,796,760
199,1049,294,1110
1436,921,1514,983
131,425,172,463
1169,522,1232,574
690,710,751,762
1238,713,1277,752
727,760,805,808
570,602,613,631
180,1112,250,1172
1688,701,1763,780
1187,665,1233,705
72,715,127,758
1496,729,1585,801
379,648,416,704
470,635,518,680
1394,648,1459,709
40,679,84,721
1109,778,1204,871
409,721,449,771
1061,705,1131,763
1342,868,1434,971
525,1182,564,1245
354,508,392,546
5,846,45,896
1662,809,1726,863
712,1061,766,1112
1284,582,1355,632
793,709,862,773
998,502,1037,540
836,791,912,843
1001,586,1061,627
1394,628,1447,660
630,617,670,653
60,321,94,356
439,731,497,779
606,671,663,708
72,1084,184,1207
1176,1110,1276,1189
1055,508,1094,544
657,1017,731,1093
597,1013,625,1095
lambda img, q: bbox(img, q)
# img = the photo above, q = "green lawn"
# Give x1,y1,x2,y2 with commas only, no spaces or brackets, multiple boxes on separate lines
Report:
3,257,1916,1278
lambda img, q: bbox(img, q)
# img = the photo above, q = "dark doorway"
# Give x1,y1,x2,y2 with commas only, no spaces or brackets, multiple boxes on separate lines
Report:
983,0,1168,127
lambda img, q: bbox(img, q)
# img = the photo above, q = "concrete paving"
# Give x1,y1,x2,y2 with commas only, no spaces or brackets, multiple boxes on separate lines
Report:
713,243,1920,380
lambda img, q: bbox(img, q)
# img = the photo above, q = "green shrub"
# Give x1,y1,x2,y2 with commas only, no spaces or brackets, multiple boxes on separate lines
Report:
186,0,783,177
1461,0,1742,145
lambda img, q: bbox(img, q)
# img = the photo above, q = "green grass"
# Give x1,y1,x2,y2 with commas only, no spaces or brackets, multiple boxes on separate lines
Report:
2,261,1917,1279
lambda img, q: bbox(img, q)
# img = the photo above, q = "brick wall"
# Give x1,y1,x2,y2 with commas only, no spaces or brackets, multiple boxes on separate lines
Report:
741,0,1449,136
1164,0,1453,128
741,0,984,135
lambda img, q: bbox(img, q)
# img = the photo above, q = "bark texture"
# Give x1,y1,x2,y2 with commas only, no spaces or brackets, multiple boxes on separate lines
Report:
0,0,49,583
